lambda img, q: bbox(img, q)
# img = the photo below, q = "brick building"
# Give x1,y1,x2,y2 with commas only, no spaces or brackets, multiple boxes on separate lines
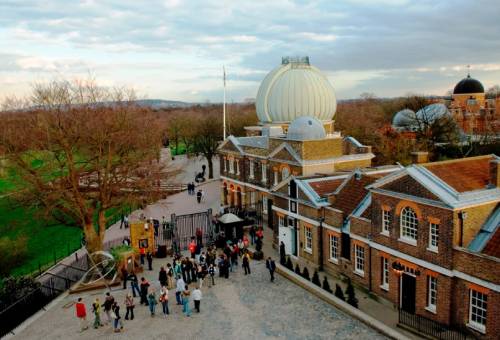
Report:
270,154,500,338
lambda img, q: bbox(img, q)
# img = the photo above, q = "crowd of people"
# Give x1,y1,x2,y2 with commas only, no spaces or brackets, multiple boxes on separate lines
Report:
74,234,277,334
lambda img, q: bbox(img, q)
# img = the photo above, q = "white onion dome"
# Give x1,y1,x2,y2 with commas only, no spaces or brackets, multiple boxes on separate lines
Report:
256,57,337,123
392,109,416,129
287,116,326,140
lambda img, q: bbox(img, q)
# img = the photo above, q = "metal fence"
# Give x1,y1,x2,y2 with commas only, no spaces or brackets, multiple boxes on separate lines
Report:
398,309,475,340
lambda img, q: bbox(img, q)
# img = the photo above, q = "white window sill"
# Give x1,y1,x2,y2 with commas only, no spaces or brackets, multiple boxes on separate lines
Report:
328,258,339,265
380,231,390,237
398,237,417,246
426,247,438,254
425,306,436,314
466,322,486,334
354,269,365,277
380,284,389,292
303,248,312,255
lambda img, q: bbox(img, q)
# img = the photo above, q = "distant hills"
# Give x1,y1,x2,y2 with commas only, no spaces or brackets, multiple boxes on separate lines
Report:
134,99,193,108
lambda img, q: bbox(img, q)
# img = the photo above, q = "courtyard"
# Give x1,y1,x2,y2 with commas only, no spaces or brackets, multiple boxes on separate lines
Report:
11,256,386,340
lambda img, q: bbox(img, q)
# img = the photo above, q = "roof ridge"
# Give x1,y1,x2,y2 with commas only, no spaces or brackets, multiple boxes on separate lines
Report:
423,154,493,167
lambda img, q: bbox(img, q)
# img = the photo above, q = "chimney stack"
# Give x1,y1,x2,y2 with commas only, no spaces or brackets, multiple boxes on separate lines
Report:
411,151,429,164
489,159,500,188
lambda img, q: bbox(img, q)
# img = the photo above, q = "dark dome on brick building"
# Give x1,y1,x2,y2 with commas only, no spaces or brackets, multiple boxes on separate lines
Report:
453,74,484,94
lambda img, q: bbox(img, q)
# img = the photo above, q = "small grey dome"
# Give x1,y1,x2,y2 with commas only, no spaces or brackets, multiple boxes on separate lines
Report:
415,103,450,121
287,116,326,140
392,109,417,130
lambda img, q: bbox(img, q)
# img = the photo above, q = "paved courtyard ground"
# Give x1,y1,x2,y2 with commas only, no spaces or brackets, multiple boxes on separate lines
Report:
12,256,387,340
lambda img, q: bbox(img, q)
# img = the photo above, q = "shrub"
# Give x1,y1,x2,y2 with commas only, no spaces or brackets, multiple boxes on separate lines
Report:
0,235,29,277
312,271,321,287
294,263,301,275
0,276,40,306
345,279,358,308
285,257,293,271
322,277,333,293
334,284,345,300
301,267,310,281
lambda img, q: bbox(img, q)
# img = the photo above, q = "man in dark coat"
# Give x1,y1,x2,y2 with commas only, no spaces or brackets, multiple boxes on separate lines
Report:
266,257,276,282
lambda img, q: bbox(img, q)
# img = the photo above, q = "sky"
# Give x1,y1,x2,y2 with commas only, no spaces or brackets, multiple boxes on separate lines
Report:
1,0,500,103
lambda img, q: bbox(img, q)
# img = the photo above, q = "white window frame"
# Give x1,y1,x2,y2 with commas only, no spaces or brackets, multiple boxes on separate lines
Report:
329,234,339,263
468,289,487,333
278,215,284,228
426,276,437,313
399,207,418,245
273,170,278,186
229,159,234,174
381,257,389,291
354,244,365,276
382,209,390,235
236,160,240,175
281,167,290,179
304,226,312,253
249,161,254,179
262,196,268,214
428,222,439,252
261,163,267,183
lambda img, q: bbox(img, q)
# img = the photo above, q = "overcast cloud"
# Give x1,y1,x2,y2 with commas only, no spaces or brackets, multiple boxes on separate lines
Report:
1,0,499,102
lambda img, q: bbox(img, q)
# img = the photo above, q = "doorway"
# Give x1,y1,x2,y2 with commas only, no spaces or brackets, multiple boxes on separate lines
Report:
400,273,416,314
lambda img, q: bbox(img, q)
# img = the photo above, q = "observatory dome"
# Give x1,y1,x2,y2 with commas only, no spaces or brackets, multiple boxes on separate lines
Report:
255,57,337,123
287,116,326,140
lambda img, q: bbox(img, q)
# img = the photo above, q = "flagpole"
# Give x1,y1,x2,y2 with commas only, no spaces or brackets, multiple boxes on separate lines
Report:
223,65,227,140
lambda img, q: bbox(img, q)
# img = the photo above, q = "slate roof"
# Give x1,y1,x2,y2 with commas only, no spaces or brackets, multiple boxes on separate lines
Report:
422,156,493,192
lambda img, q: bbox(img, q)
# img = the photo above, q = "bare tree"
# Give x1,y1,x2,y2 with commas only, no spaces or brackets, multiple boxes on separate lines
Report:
0,78,167,253
192,111,222,179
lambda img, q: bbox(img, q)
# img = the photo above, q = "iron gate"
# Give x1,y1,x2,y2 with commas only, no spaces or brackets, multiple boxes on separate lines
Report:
155,209,214,253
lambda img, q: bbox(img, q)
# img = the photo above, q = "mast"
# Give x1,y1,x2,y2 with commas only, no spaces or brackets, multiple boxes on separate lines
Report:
223,65,227,140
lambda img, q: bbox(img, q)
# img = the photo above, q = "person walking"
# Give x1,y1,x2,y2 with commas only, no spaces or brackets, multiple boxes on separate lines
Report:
139,277,150,306
182,285,191,317
196,189,202,203
175,276,185,305
124,293,135,320
147,287,157,316
159,286,170,317
166,263,174,288
196,264,204,288
128,272,140,297
92,298,102,329
200,189,205,202
242,251,251,275
75,297,88,332
103,292,114,324
159,266,168,287
192,286,202,313
266,257,276,282
124,214,129,228
208,263,216,287
139,247,146,265
111,301,124,333
120,214,125,229
146,252,153,271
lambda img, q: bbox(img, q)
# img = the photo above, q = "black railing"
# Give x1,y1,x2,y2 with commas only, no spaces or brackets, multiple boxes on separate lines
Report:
398,309,475,340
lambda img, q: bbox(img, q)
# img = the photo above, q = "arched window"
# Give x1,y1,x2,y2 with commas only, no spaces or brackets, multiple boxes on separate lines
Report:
400,207,418,241
281,167,290,180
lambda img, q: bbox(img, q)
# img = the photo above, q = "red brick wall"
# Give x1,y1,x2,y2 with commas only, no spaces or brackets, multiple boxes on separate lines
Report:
381,175,439,201
452,248,500,284
324,207,343,228
350,217,371,238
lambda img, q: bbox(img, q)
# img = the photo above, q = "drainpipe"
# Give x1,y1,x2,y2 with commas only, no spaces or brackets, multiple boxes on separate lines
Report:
318,215,325,272
458,211,467,247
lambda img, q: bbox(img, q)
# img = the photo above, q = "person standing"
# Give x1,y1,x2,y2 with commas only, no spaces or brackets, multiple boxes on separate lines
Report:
196,264,204,289
166,263,174,288
192,286,202,313
139,247,146,265
128,272,140,297
189,240,197,259
121,266,128,290
120,214,125,229
124,293,135,320
111,301,123,333
159,286,169,317
182,285,191,317
242,251,251,275
75,297,88,332
175,276,185,305
208,263,216,287
279,241,286,265
103,292,114,325
139,277,150,306
124,214,129,228
147,287,157,317
147,252,153,271
196,189,202,203
200,189,205,202
92,298,102,329
266,257,276,282
159,266,167,287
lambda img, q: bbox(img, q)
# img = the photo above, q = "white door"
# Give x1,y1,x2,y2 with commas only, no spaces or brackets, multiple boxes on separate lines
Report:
279,226,293,255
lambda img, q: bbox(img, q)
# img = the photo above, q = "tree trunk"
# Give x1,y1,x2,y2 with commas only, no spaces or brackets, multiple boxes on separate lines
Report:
83,222,103,254
207,155,214,179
